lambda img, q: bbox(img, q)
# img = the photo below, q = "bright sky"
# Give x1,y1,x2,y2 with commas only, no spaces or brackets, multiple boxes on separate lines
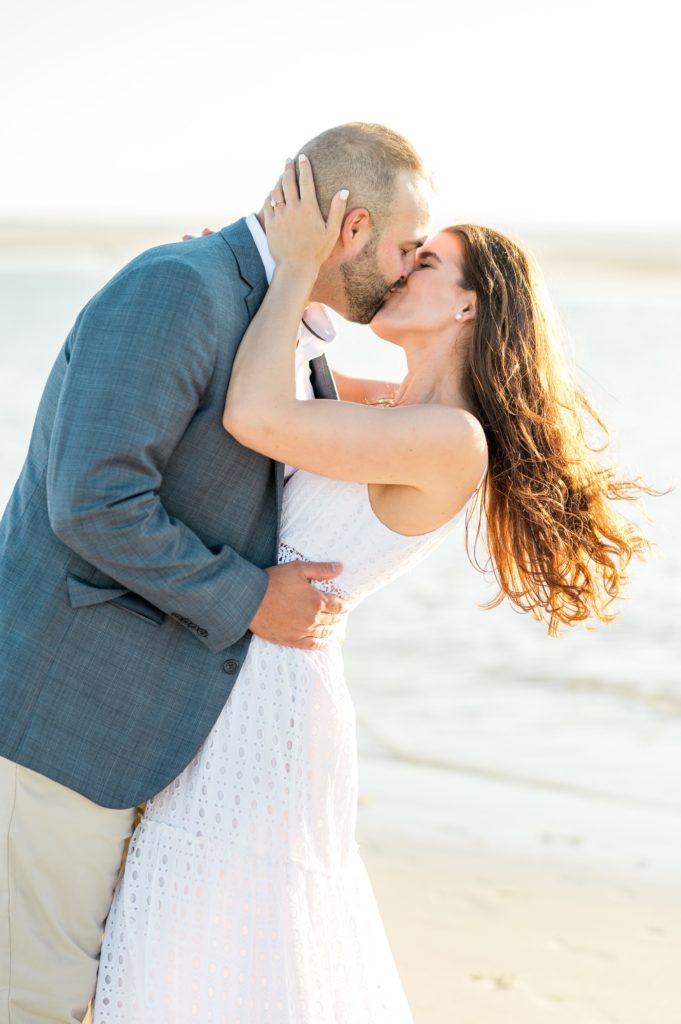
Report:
3,0,678,230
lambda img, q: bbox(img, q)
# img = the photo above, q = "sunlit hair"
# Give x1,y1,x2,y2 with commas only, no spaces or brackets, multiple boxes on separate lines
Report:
296,122,430,231
447,224,657,636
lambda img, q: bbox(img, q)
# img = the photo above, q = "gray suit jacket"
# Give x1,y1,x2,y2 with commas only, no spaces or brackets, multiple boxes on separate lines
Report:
0,218,338,809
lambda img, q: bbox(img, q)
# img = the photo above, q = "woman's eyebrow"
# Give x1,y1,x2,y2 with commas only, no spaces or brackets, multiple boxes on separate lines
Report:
417,250,443,263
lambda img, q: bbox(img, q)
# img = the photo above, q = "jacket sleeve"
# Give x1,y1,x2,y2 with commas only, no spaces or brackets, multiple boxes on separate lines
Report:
46,254,268,654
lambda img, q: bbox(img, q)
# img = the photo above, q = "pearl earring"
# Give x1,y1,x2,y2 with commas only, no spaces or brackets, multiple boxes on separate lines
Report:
455,313,463,321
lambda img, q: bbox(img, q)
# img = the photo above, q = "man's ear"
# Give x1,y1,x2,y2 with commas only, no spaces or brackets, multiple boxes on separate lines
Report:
338,208,372,253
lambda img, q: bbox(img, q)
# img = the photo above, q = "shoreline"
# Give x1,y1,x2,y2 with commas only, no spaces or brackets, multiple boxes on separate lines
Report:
355,751,681,887
1,222,680,284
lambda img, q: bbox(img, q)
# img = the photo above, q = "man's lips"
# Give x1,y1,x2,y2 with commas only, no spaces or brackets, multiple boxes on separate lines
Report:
373,281,407,319
383,282,406,302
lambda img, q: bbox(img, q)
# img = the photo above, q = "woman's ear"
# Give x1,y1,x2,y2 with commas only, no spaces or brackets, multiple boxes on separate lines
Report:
460,294,477,321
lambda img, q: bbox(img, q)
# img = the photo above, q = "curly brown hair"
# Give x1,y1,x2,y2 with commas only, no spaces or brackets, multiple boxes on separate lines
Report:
448,224,656,636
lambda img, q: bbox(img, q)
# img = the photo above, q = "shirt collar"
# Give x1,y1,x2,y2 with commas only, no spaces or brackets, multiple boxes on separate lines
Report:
298,302,336,362
244,212,336,359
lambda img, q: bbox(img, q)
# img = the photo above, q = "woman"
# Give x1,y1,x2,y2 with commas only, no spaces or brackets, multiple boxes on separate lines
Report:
93,159,649,1022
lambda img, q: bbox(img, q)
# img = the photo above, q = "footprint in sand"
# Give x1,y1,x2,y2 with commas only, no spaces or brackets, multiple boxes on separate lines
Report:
469,973,517,990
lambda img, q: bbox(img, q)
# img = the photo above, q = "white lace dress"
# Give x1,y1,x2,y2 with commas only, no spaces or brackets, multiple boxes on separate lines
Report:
93,469,471,1024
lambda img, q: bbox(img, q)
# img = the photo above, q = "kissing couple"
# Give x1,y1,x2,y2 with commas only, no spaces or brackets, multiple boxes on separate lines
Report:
0,122,649,1022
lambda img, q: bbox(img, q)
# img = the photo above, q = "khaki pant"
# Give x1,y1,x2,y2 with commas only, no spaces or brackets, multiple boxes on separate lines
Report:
0,757,136,1024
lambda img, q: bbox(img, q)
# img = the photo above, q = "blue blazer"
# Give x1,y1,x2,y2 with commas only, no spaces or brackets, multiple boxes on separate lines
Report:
0,219,338,808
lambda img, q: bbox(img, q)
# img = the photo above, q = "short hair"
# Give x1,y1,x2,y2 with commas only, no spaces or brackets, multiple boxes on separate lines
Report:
295,122,429,232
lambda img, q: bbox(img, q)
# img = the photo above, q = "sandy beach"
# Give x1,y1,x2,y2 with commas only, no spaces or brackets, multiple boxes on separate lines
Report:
362,846,680,1024
357,756,681,1024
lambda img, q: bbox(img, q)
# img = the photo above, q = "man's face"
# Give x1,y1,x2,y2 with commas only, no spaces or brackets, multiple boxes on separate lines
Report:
340,173,431,324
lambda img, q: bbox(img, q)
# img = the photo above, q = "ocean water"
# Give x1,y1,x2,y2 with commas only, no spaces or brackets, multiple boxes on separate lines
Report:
1,245,680,870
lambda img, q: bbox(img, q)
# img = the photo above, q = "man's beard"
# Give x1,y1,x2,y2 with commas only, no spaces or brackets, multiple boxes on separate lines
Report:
340,235,392,324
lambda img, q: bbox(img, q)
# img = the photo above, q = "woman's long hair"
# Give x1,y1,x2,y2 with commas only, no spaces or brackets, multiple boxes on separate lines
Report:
448,224,656,636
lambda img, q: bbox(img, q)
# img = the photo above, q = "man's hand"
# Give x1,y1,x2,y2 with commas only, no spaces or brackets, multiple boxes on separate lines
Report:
249,561,349,650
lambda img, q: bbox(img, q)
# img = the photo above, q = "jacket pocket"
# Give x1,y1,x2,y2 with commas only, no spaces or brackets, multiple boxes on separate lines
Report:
65,574,166,626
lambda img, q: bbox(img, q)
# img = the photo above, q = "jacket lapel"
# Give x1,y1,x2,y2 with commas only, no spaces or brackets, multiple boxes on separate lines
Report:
221,218,283,539
221,220,338,546
220,218,268,319
274,461,285,545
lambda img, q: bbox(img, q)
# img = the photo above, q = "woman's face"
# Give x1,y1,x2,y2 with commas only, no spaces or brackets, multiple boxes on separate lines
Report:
370,230,474,342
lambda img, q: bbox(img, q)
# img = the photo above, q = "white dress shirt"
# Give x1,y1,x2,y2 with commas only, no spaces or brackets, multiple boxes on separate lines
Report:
245,213,335,480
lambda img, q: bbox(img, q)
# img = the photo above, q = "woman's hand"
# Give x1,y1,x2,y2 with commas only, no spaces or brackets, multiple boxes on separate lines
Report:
265,155,349,273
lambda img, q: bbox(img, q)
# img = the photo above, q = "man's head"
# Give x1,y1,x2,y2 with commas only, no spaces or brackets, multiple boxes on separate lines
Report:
294,123,432,323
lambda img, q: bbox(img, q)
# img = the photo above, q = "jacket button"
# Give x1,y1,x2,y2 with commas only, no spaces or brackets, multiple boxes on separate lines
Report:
222,660,238,674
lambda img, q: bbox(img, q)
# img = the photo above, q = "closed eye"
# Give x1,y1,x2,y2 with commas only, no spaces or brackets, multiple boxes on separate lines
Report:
415,250,443,269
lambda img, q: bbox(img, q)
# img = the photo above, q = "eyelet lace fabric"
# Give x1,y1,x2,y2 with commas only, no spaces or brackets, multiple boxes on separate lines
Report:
278,540,351,611
94,470,470,1023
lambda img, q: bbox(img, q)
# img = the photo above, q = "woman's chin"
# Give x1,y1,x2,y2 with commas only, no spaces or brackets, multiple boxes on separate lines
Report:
370,306,400,342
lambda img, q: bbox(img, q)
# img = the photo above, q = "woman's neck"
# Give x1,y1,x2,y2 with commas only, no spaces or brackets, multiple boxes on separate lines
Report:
393,334,471,412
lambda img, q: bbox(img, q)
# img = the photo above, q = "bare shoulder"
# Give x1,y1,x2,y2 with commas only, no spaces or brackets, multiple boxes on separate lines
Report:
418,404,488,477
436,404,486,443
380,402,488,489
422,407,487,522
369,405,488,536
448,407,488,470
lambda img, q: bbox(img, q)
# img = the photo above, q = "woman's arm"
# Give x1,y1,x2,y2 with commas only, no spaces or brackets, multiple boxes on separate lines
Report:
224,156,487,492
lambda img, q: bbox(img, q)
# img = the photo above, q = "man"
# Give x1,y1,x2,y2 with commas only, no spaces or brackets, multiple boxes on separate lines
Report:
0,121,431,1022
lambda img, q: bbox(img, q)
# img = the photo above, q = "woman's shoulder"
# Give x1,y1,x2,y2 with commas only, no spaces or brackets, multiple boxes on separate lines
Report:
415,403,488,475
415,405,488,516
373,404,487,534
